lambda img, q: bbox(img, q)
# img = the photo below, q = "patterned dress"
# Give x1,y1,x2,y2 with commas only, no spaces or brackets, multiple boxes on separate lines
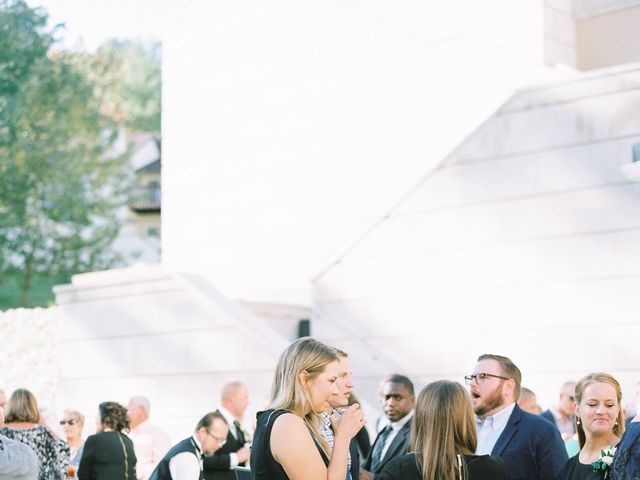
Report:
0,424,70,480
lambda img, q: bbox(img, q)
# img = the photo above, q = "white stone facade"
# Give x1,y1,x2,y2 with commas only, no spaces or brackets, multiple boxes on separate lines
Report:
33,0,640,432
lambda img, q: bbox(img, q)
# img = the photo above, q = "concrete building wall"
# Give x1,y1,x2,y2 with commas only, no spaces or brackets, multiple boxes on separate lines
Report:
313,66,640,408
576,5,640,69
161,0,569,306
53,264,290,441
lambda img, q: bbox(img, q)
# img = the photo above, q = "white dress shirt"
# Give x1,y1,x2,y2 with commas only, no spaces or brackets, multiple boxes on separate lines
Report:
475,402,516,455
129,420,172,480
169,435,202,480
379,410,414,460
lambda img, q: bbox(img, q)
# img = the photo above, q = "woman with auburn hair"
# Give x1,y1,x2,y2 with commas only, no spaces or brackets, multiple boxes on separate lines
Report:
377,380,510,480
557,373,625,480
78,401,136,480
0,388,70,479
250,337,366,480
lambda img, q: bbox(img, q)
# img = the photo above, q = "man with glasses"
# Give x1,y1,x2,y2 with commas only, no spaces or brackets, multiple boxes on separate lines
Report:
540,381,577,441
150,412,229,480
465,354,567,480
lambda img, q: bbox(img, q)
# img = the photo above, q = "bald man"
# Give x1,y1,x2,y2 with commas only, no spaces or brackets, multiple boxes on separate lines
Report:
127,396,171,480
203,381,251,480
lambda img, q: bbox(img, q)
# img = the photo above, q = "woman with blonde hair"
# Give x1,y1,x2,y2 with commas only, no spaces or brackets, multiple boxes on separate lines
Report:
556,372,625,480
0,388,70,479
377,380,510,480
250,337,365,480
61,409,85,477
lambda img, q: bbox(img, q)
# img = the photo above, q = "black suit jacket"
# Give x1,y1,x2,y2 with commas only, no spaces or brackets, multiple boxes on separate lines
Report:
349,437,360,480
362,418,412,475
203,412,246,480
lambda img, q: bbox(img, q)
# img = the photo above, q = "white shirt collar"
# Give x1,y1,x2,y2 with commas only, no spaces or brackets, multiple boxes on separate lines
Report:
218,406,236,425
390,409,414,430
476,402,515,431
191,433,203,453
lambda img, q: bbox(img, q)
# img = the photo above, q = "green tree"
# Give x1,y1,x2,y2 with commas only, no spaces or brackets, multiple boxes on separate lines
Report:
0,0,131,307
90,39,162,135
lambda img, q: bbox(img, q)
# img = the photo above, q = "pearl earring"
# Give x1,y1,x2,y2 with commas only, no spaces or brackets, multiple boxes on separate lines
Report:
576,418,581,425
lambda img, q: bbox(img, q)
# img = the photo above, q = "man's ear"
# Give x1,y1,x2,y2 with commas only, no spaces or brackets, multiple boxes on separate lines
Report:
504,379,516,398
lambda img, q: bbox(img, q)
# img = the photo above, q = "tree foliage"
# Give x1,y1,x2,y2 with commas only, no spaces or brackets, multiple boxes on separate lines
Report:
90,40,162,135
0,0,133,307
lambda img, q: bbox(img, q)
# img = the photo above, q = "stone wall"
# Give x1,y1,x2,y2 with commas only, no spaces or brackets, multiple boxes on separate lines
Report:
0,307,59,419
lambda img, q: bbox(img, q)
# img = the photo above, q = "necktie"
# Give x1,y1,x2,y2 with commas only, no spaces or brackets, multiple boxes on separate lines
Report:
233,420,246,445
370,425,393,472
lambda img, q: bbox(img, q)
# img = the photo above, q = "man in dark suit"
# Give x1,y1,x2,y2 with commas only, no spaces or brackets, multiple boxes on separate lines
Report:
360,374,415,480
203,381,251,480
466,354,568,480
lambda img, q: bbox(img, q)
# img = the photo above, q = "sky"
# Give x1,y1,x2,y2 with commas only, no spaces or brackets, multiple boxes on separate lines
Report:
27,0,176,51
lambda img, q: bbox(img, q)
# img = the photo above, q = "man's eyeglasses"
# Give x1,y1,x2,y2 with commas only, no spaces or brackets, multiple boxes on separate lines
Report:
59,419,77,426
464,373,510,385
206,430,227,446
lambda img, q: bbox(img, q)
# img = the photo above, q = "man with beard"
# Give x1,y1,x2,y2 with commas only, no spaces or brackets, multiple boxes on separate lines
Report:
360,375,415,480
466,354,567,480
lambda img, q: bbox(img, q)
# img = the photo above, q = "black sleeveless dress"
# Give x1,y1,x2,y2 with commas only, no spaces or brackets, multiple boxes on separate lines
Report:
250,410,328,480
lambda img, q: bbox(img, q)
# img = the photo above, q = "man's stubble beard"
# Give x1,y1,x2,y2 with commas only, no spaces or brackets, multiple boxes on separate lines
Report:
474,383,505,417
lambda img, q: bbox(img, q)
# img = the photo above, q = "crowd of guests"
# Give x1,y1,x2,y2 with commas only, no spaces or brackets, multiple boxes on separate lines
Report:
1,339,639,480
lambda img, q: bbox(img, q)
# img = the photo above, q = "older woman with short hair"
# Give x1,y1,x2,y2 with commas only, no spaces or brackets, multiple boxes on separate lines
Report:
61,409,85,476
0,388,70,479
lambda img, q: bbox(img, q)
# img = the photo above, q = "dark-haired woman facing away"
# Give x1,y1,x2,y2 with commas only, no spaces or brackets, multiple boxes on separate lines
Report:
78,401,137,480
377,380,511,480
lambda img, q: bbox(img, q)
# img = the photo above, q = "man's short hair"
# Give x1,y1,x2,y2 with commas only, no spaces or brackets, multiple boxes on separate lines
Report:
129,396,151,414
195,411,227,432
477,354,522,400
384,374,414,395
221,380,246,401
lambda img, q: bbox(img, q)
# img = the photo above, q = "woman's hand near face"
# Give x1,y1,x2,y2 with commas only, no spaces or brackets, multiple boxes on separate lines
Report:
331,403,366,439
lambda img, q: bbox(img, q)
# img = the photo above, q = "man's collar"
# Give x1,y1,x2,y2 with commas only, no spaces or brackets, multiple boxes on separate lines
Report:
131,419,149,432
476,402,515,428
191,433,203,453
218,406,236,424
390,409,414,430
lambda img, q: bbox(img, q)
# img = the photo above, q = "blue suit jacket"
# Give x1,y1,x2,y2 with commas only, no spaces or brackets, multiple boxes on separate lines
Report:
492,404,568,480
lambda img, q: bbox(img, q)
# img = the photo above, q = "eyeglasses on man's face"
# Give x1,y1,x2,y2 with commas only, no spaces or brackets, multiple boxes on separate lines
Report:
206,430,227,446
464,373,509,385
59,419,77,426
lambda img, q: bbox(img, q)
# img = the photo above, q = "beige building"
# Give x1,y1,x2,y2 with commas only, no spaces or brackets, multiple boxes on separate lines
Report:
50,0,640,440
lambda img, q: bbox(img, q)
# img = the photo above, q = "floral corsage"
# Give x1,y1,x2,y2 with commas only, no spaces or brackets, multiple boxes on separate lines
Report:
592,446,616,479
